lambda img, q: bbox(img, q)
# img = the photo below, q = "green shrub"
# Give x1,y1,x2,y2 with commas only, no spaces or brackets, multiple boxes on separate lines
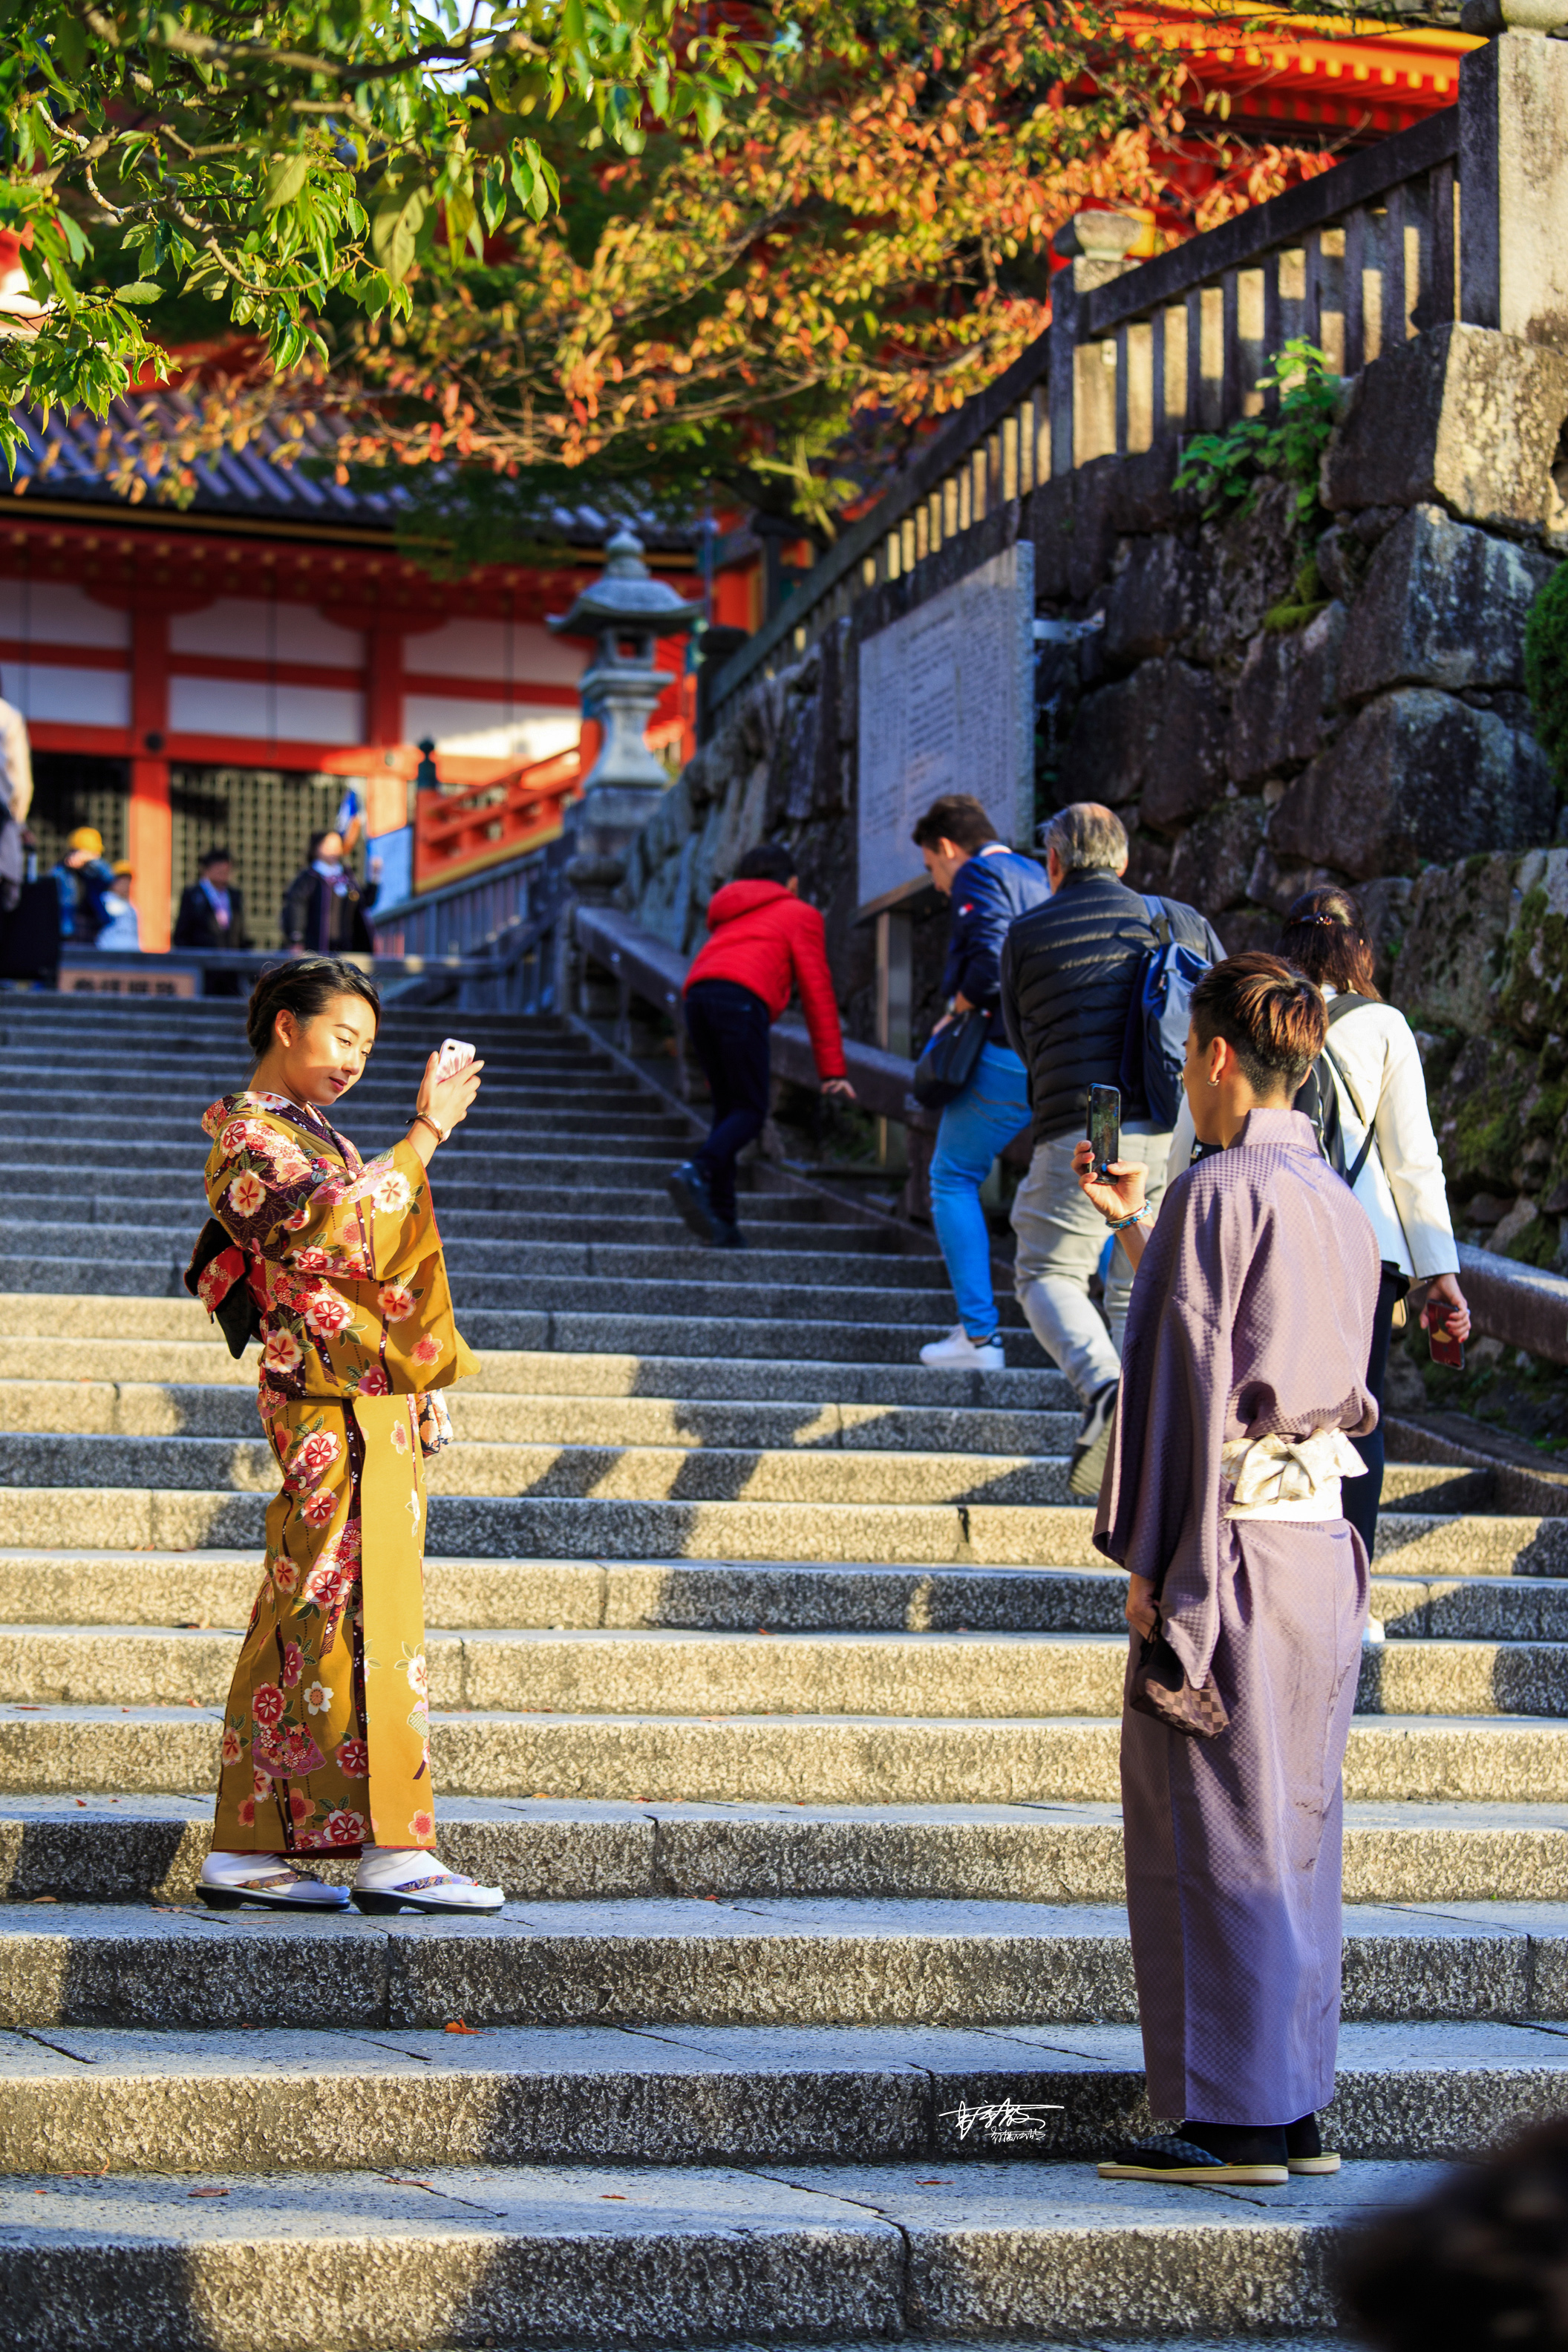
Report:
1172,339,1341,546
1525,561,1568,798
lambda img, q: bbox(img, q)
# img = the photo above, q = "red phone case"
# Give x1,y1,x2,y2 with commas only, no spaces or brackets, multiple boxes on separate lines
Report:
1428,1311,1464,1371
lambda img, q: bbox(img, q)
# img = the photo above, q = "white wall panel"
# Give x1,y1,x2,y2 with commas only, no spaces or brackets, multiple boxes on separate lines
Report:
402,696,580,766
0,581,130,647
274,684,362,743
169,676,270,736
405,617,585,687
170,598,364,667
0,661,129,727
170,676,363,742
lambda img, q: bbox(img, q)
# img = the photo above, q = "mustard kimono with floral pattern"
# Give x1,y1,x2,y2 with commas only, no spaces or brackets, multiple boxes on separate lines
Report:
197,1089,477,1856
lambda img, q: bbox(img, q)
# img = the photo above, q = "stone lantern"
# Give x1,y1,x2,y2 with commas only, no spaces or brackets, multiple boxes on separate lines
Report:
548,529,704,869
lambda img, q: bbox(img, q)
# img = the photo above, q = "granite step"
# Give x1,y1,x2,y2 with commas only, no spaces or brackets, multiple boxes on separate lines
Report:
3,1539,1567,1642
1,1704,1564,1806
0,1230,961,1293
0,1431,1085,1504
0,1106,695,1146
0,2019,1559,2172
7,1622,1568,1724
0,1380,1077,1455
0,2157,1424,2352
0,1267,1023,1334
0,1330,1074,1409
7,1794,1568,1910
0,1896,1561,2028
0,1168,843,1224
2,1200,888,1252
0,1431,1487,1509
0,1483,1483,1562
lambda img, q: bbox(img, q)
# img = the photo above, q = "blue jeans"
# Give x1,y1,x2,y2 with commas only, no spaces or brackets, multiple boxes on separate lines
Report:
929,1042,1033,1340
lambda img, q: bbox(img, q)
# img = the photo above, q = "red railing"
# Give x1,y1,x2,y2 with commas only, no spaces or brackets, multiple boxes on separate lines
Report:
413,748,581,892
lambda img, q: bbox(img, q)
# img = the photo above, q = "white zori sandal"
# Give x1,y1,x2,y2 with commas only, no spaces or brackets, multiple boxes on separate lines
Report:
350,1848,504,1915
197,1852,350,1910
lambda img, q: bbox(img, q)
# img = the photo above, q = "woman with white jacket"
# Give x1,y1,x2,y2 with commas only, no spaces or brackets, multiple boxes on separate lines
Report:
1273,888,1470,1548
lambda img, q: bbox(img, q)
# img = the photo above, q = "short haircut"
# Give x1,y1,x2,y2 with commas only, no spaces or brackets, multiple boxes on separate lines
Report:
734,843,797,885
200,846,232,869
307,831,336,861
1275,886,1380,1001
1039,802,1127,875
1189,952,1327,1096
911,794,999,855
246,956,380,1062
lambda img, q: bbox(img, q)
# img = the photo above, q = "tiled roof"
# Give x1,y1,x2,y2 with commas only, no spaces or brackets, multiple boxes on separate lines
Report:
4,391,698,552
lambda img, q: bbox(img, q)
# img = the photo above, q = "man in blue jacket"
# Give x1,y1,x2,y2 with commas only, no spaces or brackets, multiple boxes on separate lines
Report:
912,793,1051,1370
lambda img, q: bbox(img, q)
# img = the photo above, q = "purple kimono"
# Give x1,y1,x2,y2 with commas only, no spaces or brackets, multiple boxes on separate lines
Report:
1095,1106,1379,2129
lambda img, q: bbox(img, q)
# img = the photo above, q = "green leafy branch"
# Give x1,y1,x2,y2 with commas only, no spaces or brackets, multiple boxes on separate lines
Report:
1172,338,1342,532
0,1,759,466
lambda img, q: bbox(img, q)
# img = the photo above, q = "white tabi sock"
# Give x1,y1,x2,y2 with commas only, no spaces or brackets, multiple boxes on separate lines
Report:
201,1848,291,1886
354,1845,450,1891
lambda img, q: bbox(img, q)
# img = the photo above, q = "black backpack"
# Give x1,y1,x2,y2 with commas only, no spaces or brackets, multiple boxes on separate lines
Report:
1296,993,1378,1188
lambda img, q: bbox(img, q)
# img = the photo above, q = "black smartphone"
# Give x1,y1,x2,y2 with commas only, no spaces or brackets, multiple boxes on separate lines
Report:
1088,1082,1120,1176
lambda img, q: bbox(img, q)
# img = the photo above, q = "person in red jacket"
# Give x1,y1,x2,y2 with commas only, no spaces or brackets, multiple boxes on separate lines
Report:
669,843,856,1246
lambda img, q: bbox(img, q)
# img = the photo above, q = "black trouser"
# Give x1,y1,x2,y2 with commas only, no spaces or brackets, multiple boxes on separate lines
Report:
684,979,771,1226
1342,1265,1404,1555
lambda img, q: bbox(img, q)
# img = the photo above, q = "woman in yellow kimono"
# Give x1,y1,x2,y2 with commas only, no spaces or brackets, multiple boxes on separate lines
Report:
189,956,497,1915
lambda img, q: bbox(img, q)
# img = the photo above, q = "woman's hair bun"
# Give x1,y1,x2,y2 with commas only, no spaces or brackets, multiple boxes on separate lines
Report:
246,957,381,1061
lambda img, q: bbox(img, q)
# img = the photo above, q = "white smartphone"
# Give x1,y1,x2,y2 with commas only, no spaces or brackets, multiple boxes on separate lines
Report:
434,1037,476,1082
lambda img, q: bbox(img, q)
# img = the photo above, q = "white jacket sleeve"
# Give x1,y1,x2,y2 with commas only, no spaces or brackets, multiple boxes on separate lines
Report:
1339,1008,1458,1281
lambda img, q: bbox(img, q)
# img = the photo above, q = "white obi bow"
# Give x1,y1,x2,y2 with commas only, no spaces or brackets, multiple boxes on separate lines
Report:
1221,1429,1368,1518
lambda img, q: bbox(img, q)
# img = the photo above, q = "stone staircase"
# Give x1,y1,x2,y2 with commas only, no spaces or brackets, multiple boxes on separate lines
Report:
1,991,1565,2350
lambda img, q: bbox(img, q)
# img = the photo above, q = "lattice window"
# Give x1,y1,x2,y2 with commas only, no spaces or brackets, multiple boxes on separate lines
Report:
27,754,130,875
170,767,368,950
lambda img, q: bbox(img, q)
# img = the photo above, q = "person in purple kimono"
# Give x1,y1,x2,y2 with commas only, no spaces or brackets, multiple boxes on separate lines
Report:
1074,953,1380,2188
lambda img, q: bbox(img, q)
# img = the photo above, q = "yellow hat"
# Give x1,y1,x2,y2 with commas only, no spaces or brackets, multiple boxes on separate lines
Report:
68,826,103,857
112,860,134,878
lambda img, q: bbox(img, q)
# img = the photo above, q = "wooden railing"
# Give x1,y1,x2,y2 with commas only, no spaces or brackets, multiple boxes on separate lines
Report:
413,748,581,893
708,101,1465,719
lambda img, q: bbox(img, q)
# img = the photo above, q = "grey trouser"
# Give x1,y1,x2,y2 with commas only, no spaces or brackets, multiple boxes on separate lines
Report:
1010,1123,1172,1405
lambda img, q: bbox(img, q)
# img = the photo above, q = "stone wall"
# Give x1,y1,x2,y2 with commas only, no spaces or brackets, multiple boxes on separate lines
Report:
621,318,1568,1237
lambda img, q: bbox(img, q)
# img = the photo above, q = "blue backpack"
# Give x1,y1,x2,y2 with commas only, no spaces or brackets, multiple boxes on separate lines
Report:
1119,897,1215,1130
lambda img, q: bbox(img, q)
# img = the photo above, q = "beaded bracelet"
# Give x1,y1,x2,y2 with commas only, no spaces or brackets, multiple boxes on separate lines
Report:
1103,1205,1149,1233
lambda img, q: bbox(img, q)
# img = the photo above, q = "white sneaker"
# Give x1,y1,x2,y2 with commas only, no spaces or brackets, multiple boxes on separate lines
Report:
1362,1616,1387,1649
919,1324,1005,1371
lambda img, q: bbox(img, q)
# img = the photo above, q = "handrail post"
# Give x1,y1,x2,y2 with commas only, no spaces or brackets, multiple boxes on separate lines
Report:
1460,29,1568,344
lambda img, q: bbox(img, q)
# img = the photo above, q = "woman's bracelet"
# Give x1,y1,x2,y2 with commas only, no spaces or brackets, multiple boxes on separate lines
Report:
1103,1204,1150,1233
410,1110,448,1147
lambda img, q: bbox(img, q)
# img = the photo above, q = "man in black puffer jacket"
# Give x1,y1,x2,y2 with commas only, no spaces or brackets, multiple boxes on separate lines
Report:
1000,802,1223,1492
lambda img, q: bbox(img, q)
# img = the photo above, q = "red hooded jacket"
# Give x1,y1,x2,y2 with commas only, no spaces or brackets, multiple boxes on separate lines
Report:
685,878,846,1080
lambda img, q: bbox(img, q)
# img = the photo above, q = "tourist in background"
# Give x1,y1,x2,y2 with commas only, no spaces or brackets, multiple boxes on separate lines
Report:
175,846,251,953
282,829,377,956
95,860,141,952
1000,802,1223,1492
909,792,1051,1371
190,956,500,1915
1275,885,1469,1551
667,842,855,1248
1082,954,1379,2186
50,826,115,946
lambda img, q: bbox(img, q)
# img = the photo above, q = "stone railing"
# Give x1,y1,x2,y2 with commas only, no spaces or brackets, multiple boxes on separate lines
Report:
708,29,1566,722
578,905,1568,1366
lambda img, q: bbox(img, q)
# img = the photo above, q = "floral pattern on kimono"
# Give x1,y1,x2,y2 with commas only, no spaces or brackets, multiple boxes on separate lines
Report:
198,1089,476,1856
